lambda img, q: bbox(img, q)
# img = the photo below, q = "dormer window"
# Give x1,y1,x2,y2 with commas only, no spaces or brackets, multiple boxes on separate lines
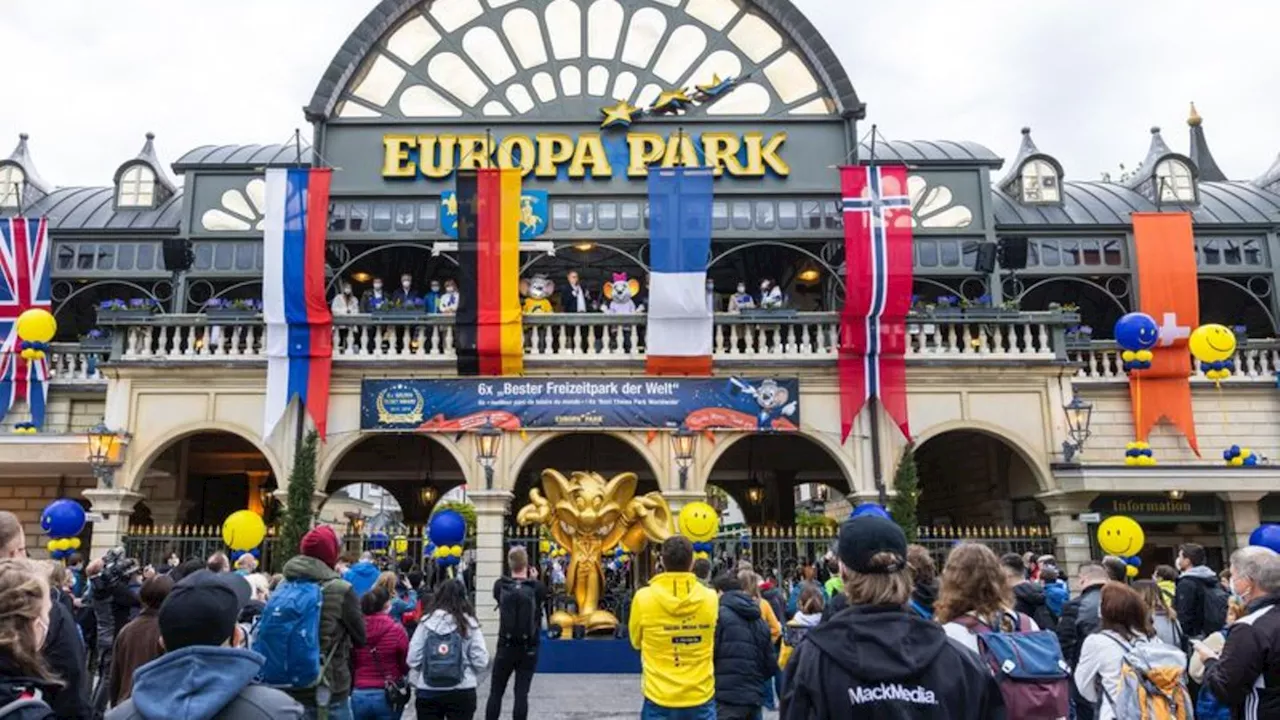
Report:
0,164,24,209
1020,159,1060,203
117,164,156,208
1156,159,1195,203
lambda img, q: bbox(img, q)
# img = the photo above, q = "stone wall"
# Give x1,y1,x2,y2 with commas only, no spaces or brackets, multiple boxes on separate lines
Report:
0,476,97,557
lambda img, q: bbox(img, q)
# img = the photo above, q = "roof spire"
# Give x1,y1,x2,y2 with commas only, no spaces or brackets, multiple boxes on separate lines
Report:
1187,103,1227,182
997,126,1063,192
4,133,51,195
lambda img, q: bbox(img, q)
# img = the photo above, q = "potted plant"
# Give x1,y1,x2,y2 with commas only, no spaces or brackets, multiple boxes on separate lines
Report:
96,298,159,322
80,328,112,352
932,294,962,318
1064,324,1094,348
205,298,261,322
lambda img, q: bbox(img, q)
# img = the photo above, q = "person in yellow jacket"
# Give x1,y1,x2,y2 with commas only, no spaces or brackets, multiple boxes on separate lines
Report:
629,536,719,720
1154,564,1178,607
778,585,825,670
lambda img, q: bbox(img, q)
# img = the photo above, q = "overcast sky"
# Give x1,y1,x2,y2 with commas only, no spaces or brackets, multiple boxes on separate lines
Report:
2,1,1277,188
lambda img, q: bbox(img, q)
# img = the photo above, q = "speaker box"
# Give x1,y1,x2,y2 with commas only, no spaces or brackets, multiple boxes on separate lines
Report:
974,242,997,273
998,236,1029,270
162,238,194,272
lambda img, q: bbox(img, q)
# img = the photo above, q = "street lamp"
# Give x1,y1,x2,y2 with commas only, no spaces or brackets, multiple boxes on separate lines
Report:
476,420,502,490
672,425,696,490
746,476,765,505
419,484,439,507
86,422,127,489
1061,393,1094,463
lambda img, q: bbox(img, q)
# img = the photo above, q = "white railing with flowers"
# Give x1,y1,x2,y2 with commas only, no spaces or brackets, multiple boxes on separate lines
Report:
1070,341,1280,383
47,343,106,384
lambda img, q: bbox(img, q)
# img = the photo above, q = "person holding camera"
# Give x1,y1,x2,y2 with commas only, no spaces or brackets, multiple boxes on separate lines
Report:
88,549,141,715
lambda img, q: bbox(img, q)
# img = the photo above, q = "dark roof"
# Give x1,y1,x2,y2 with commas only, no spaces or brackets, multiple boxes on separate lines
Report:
1124,126,1196,192
996,127,1063,189
172,144,315,173
992,180,1280,228
858,139,1003,167
20,186,183,232
1253,153,1280,194
1187,104,1227,183
305,0,864,120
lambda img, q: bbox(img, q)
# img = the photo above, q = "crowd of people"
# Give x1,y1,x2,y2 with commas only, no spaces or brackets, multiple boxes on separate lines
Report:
4,506,1280,719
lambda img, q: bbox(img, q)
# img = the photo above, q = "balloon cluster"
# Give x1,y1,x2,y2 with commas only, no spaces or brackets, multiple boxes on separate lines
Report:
230,548,261,561
16,309,56,362
1189,324,1238,383
427,509,467,569
1097,516,1145,579
850,502,891,520
368,531,390,555
606,546,632,572
691,541,714,561
1223,445,1259,467
1249,524,1280,554
392,535,409,556
538,538,551,554
41,499,86,561
545,543,568,559
677,502,720,561
222,510,267,555
431,544,464,567
1114,312,1158,372
12,422,38,435
1122,555,1142,579
1124,441,1156,467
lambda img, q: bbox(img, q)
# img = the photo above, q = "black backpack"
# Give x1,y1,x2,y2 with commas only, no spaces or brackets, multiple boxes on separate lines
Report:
497,580,540,647
1203,584,1230,633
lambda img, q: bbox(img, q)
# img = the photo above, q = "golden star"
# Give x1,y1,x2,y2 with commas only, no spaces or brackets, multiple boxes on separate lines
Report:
696,74,724,95
600,99,638,129
442,193,458,216
651,87,692,113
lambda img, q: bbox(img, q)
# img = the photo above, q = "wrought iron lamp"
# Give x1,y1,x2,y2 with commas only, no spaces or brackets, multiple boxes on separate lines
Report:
1061,394,1094,463
672,425,696,490
86,422,128,489
746,476,765,505
419,485,439,506
476,420,502,490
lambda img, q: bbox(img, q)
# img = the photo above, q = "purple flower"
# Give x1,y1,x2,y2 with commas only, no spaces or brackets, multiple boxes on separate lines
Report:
128,298,148,309
98,299,127,311
207,298,226,309
86,329,106,340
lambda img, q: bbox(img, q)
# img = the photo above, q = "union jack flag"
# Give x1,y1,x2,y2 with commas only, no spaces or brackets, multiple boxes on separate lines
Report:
0,218,51,430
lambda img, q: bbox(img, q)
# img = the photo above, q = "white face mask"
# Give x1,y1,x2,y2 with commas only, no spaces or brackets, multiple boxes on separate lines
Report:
402,280,412,289
373,283,383,291
430,284,440,292
342,287,352,295
1230,575,1247,603
737,284,746,294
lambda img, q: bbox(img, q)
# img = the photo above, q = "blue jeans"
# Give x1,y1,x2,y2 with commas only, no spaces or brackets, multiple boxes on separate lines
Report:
303,698,354,720
352,688,401,720
641,699,717,720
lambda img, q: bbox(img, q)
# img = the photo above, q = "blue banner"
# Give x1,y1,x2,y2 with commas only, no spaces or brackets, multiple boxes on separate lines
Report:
361,377,800,432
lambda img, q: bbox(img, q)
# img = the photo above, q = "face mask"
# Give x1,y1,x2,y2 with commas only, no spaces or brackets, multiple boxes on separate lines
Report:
1230,576,1246,604
430,284,440,292
373,283,382,291
402,280,412,289
737,285,746,294
342,287,352,295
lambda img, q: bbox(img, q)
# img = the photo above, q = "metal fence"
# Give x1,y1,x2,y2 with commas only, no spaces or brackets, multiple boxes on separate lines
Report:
916,525,1056,568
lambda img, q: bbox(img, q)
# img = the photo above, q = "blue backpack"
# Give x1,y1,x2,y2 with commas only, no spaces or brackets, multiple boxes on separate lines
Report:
253,579,339,689
956,612,1071,719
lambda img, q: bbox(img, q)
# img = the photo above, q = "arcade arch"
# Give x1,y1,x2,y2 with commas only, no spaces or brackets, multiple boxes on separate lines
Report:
507,433,663,524
913,427,1048,531
703,432,852,526
320,434,466,527
127,429,278,527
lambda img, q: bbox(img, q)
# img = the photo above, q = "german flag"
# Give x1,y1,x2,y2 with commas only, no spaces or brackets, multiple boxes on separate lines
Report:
455,169,523,375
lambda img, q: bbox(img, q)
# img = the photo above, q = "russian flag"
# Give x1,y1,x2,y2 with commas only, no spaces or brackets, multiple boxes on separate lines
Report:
263,168,333,440
646,168,714,375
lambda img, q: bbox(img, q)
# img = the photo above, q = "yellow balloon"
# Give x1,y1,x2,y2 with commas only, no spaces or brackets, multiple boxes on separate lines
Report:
678,502,720,543
1125,565,1138,579
392,535,408,555
1097,515,1145,556
1136,350,1153,362
1231,456,1244,467
1121,350,1136,363
538,539,550,553
16,308,56,344
451,545,463,558
46,540,58,552
69,538,81,550
221,509,267,551
1189,324,1236,364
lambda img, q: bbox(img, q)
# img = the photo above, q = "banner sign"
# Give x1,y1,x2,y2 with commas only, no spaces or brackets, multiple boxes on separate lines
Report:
361,377,800,432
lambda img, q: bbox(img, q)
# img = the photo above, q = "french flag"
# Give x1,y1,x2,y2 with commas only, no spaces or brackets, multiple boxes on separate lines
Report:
263,168,333,440
646,167,714,375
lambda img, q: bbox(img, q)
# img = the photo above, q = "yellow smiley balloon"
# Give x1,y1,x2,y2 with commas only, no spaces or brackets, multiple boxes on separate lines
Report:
678,502,720,543
1189,324,1237,364
1097,515,1145,557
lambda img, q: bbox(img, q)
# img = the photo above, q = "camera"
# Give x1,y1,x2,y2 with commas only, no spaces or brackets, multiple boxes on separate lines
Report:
98,547,140,589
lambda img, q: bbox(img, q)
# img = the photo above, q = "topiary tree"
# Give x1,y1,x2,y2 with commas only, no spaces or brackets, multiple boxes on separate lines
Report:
276,430,318,571
889,443,919,542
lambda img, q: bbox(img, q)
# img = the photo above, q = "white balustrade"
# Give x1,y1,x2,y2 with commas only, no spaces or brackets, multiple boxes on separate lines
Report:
1072,343,1280,383
47,344,105,383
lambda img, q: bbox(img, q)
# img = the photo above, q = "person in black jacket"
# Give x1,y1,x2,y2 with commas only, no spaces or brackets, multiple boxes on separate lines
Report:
1197,546,1280,719
782,515,1004,719
1001,553,1055,631
1176,542,1225,640
42,584,89,720
712,574,775,720
0,558,62,720
1055,562,1106,720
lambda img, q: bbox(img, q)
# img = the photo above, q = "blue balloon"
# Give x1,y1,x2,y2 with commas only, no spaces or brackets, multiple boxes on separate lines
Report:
40,499,86,539
428,509,467,547
368,531,390,550
1249,524,1280,554
851,503,891,520
1126,556,1142,568
1114,312,1159,352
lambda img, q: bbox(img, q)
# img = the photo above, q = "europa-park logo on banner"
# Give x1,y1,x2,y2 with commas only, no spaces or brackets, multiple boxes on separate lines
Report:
381,131,789,180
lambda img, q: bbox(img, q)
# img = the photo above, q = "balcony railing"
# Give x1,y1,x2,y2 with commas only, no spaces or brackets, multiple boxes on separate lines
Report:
48,342,106,385
1070,340,1280,383
91,311,1075,366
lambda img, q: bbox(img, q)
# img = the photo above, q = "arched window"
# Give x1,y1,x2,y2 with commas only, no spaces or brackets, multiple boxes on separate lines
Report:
1156,159,1195,203
117,164,157,208
0,164,24,209
1020,159,1059,203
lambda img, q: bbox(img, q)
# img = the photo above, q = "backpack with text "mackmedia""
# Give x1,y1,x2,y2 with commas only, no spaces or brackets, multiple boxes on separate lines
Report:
253,578,339,690
956,612,1070,719
1099,632,1192,720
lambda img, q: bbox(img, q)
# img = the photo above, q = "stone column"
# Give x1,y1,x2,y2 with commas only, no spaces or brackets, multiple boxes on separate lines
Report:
468,489,512,649
83,488,144,558
1219,492,1266,552
1038,491,1098,584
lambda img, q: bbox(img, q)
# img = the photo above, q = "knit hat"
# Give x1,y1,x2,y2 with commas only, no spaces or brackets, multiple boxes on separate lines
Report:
300,525,340,568
837,515,907,574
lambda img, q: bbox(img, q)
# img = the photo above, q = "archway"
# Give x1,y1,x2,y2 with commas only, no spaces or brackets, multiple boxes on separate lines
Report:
508,433,662,517
322,434,466,530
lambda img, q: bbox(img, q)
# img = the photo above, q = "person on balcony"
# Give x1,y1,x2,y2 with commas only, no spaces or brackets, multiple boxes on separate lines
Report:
391,273,420,307
331,283,359,316
438,280,460,315
361,277,388,312
759,279,784,310
728,283,755,313
424,280,442,315
560,271,593,313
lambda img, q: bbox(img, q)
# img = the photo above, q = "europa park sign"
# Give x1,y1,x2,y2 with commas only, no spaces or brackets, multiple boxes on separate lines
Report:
381,130,790,180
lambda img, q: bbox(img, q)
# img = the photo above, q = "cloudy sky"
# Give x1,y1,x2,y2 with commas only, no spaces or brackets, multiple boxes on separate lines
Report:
2,1,1277,187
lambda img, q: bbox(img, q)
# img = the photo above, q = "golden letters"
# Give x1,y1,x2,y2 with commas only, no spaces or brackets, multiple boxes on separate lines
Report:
381,131,788,179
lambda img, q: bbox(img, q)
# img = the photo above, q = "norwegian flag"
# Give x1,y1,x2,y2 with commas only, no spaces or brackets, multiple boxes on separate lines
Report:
0,218,51,430
838,166,913,442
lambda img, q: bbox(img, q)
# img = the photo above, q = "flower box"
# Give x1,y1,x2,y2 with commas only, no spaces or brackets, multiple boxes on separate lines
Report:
205,309,260,322
96,308,156,322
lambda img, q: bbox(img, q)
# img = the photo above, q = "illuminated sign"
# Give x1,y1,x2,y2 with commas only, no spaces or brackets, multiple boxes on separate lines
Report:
381,131,789,180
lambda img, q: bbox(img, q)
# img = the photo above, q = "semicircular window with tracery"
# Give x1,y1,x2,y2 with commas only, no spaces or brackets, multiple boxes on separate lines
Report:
333,0,837,121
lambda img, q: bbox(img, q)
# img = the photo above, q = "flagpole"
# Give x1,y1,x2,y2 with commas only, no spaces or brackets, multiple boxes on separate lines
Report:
866,124,887,507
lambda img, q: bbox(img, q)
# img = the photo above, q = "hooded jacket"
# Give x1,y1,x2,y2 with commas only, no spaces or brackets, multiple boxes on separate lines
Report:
343,562,381,599
0,658,56,720
713,590,775,708
407,610,489,691
42,590,90,720
781,604,1004,719
628,571,719,708
1176,565,1222,639
1013,581,1056,631
1057,582,1104,667
1203,593,1280,720
1074,632,1172,720
281,555,366,705
778,611,821,670
104,646,303,720
910,580,939,620
1044,580,1069,619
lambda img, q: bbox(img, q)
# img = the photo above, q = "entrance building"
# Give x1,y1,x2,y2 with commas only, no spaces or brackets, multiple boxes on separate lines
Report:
4,0,1280,639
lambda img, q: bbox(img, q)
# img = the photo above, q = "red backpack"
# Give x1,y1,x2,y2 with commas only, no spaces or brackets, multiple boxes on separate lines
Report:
955,612,1070,720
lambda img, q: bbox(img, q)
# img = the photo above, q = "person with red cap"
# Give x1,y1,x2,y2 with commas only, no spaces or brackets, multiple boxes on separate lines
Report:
277,526,366,720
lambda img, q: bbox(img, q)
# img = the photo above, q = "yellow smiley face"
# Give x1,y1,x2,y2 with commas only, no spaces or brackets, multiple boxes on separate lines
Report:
1097,515,1145,557
678,502,720,542
1189,323,1237,363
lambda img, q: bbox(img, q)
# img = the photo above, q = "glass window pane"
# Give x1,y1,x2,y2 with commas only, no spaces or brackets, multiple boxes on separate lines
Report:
1060,240,1078,266
77,244,95,270
754,202,775,229
574,202,594,230
938,240,959,267
96,244,114,271
371,202,393,232
597,202,617,230
418,202,438,231
552,202,571,230
192,242,213,270
643,202,650,230
778,201,798,230
1224,239,1242,265
1102,240,1122,265
1027,241,1040,267
712,201,729,230
917,240,938,267
731,202,751,230
235,243,255,271
348,203,369,231
1082,239,1101,266
620,202,640,230
801,201,821,230
56,245,74,270
329,203,347,231
1040,241,1060,266
1201,239,1220,265
116,243,135,270
1244,238,1264,265
213,242,234,270
136,244,155,270
823,200,842,229
961,241,976,267
395,203,416,231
